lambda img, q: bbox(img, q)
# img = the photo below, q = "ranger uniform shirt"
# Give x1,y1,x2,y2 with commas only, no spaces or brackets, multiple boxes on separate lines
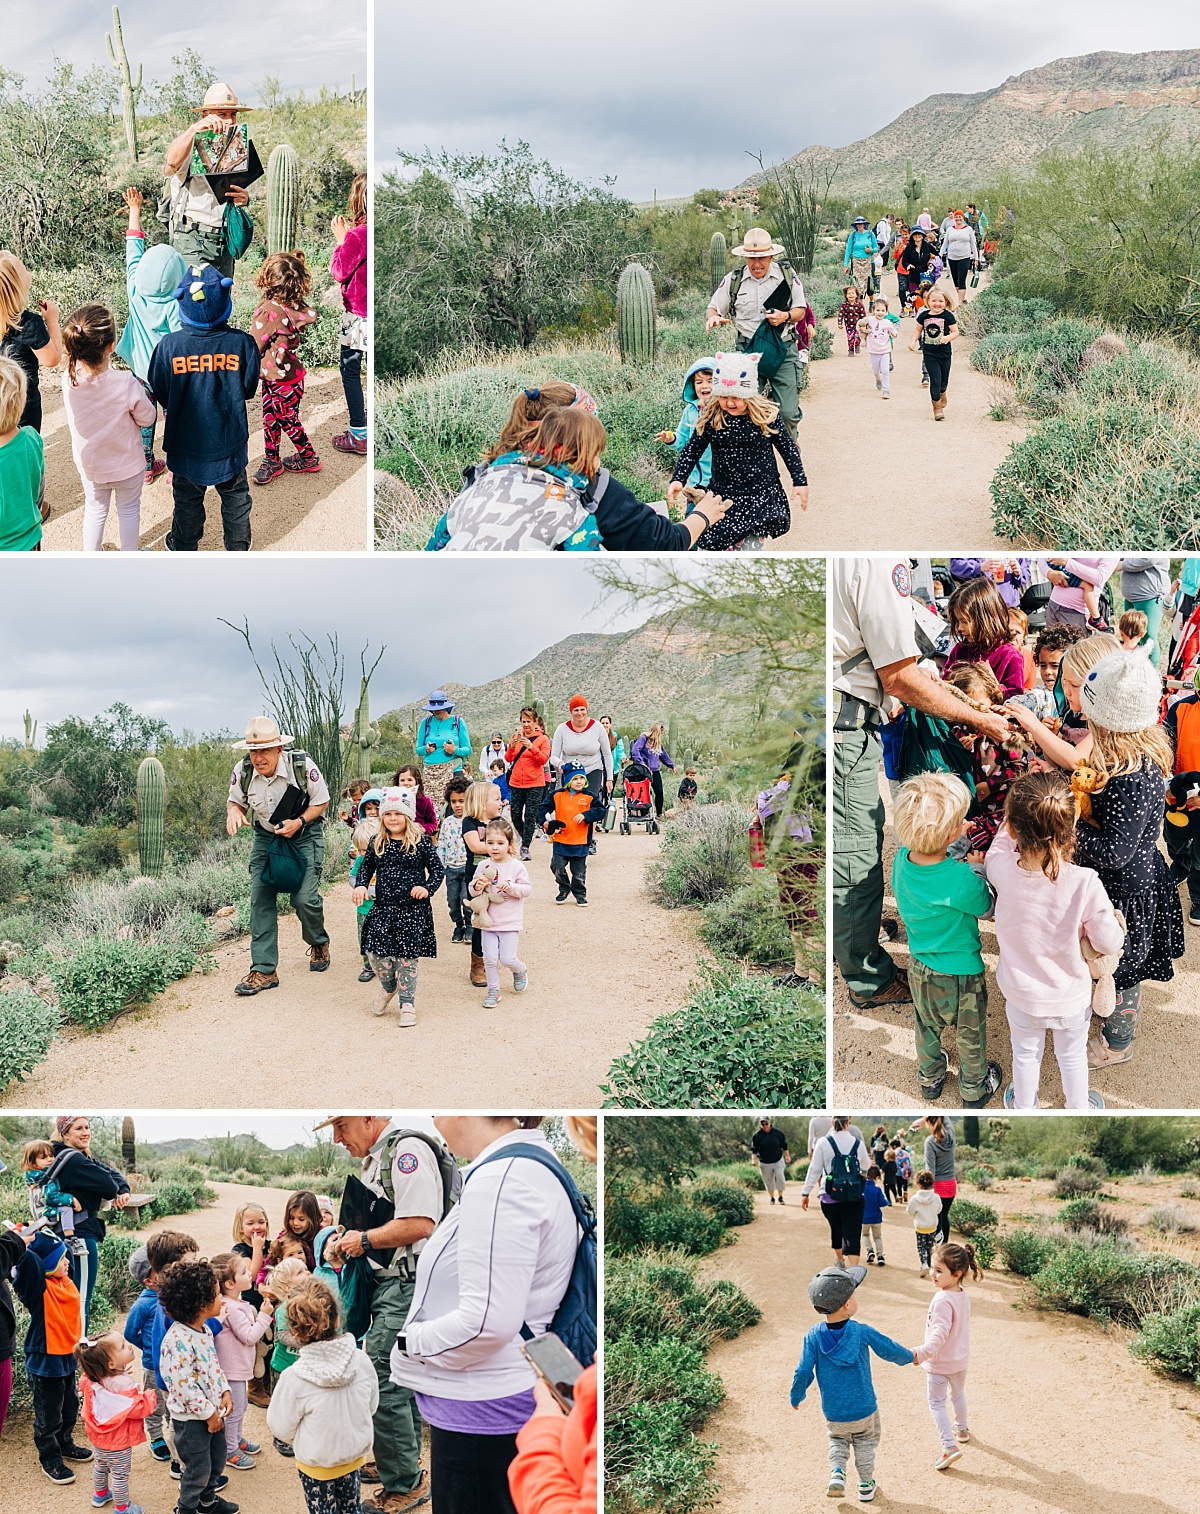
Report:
227,750,330,830
831,557,921,709
708,262,806,342
360,1121,444,1276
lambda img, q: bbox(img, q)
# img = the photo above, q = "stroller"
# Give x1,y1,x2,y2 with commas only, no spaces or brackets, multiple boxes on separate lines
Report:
619,760,658,835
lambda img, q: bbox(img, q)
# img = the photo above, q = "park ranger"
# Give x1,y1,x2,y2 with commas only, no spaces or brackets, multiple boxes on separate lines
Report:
831,558,1010,1008
706,227,807,436
225,716,331,995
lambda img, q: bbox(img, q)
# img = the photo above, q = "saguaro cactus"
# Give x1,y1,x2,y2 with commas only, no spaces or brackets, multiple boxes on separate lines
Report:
709,231,727,293
524,672,535,707
668,714,679,757
267,144,300,255
617,262,657,365
904,159,924,223
136,756,165,877
121,1117,137,1172
105,6,143,163
349,675,380,781
22,710,36,750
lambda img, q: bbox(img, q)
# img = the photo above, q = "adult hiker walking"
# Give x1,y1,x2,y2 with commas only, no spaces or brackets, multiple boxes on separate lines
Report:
914,1115,958,1245
939,211,979,301
706,227,808,438
896,226,934,313
630,725,675,818
800,1116,872,1268
225,716,331,996
551,696,614,852
843,217,879,298
416,690,471,810
161,83,255,278
48,1116,130,1331
751,1116,790,1205
320,1115,449,1514
507,707,552,861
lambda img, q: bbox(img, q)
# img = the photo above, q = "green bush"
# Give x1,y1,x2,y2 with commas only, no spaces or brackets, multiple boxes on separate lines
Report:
49,915,209,1028
604,1251,761,1351
809,322,833,361
0,843,22,904
698,871,794,965
606,1395,719,1514
1029,1238,1142,1323
603,961,825,1109
648,804,750,910
1130,1302,1200,1382
950,1198,998,1237
998,1226,1061,1277
97,1234,142,1313
1065,1152,1108,1177
1058,1198,1101,1230
0,986,61,1089
972,1228,997,1270
1054,1167,1103,1198
690,1182,755,1227
641,1204,727,1256
155,1181,199,1216
965,1166,996,1190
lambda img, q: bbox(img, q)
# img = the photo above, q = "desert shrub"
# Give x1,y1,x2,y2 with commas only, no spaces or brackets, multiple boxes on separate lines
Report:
1144,1206,1197,1236
155,1181,199,1216
1054,1167,1103,1198
1029,1237,1142,1322
605,1251,761,1351
0,844,22,905
971,1228,997,1270
603,961,825,1109
0,986,61,1090
1130,1302,1200,1383
699,871,794,965
950,1198,998,1237
965,1166,995,1190
959,287,1057,337
808,322,833,361
49,914,209,1028
1057,1197,1128,1236
690,1183,755,1227
999,1159,1030,1179
97,1235,142,1314
1065,1153,1108,1177
998,1227,1062,1277
606,1333,725,1426
641,1203,727,1256
648,804,750,909
1078,348,1196,413
971,317,1097,416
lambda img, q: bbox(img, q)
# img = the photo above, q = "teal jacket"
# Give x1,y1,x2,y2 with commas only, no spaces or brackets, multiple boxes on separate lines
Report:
418,712,471,770
843,229,879,266
116,233,185,383
668,358,715,489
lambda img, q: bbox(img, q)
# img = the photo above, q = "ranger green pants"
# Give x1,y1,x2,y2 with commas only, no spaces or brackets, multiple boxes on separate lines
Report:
364,1273,423,1495
737,336,801,436
833,726,898,999
170,226,234,280
910,959,989,1101
248,824,329,975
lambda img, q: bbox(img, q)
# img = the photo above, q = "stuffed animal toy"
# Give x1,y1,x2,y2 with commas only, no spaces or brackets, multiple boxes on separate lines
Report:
468,863,504,929
1166,772,1200,828
1071,763,1104,828
1083,909,1126,1019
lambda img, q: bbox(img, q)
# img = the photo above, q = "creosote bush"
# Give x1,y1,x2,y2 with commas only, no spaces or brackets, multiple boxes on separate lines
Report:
1053,1166,1103,1199
950,1197,998,1237
689,1182,755,1228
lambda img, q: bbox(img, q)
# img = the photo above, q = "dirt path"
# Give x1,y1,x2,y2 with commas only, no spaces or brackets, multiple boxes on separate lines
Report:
37,367,367,551
4,831,698,1108
701,1185,1200,1512
832,770,1200,1109
771,269,1025,552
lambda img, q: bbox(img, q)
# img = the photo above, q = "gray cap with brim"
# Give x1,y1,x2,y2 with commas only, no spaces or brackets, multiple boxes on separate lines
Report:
809,1265,867,1313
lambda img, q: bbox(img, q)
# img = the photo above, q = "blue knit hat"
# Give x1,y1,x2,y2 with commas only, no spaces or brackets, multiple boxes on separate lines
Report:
30,1230,68,1272
560,763,587,784
175,263,234,328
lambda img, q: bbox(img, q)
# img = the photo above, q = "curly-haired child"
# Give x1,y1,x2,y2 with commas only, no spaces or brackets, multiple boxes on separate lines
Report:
156,1259,232,1514
251,251,320,484
837,286,866,355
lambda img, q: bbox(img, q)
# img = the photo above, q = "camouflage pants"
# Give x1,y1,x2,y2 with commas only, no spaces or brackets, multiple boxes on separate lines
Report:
910,959,989,1101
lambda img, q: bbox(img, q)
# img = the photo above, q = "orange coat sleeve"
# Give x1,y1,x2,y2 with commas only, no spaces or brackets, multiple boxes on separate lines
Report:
508,1365,598,1514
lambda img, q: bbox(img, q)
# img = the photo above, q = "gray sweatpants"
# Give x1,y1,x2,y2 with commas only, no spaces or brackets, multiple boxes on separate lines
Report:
759,1159,787,1195
827,1409,881,1480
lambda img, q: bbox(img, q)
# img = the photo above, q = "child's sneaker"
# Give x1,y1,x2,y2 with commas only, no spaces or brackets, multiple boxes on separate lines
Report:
953,1426,970,1444
962,1060,1003,1109
919,1264,929,1278
576,897,590,907
1088,1089,1106,1109
283,452,322,474
555,888,571,904
238,1439,261,1455
149,1439,171,1462
935,1447,963,1470
61,1443,93,1461
876,1256,886,1266
273,1438,294,1458
144,459,167,485
858,1480,876,1503
920,1048,949,1100
512,970,528,993
358,961,376,982
253,457,284,485
92,1489,113,1507
198,1498,240,1514
875,376,882,390
332,430,368,455
226,1451,256,1470
42,1460,75,1484
398,1003,417,1028
170,1460,183,1479
866,1251,876,1264
827,1467,845,1497
482,991,500,1008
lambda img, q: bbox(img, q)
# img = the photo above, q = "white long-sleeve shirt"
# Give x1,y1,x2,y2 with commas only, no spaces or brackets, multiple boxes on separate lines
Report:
940,226,978,262
549,720,613,783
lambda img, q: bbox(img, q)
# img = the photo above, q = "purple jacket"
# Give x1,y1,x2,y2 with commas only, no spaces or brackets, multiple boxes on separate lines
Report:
331,223,367,319
949,558,1030,608
631,734,674,773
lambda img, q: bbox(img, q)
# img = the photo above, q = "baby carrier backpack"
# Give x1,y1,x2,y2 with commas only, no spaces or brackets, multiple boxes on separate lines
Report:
441,460,602,551
28,1149,84,1250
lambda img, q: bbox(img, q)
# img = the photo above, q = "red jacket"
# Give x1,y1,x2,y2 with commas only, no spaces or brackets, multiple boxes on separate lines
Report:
508,1364,597,1514
507,732,552,789
81,1374,157,1452
331,222,367,319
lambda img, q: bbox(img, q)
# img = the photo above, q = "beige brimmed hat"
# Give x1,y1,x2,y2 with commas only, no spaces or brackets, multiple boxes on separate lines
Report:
733,227,785,258
232,716,294,751
194,82,253,113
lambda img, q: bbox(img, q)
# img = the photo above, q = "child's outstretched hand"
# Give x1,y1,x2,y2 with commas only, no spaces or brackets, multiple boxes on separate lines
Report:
123,187,143,210
654,429,675,444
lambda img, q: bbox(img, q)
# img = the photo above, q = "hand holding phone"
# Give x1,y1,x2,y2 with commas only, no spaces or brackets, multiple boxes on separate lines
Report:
521,1332,583,1413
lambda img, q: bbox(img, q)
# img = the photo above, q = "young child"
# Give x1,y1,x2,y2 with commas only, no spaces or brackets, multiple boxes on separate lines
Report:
211,1252,275,1470
907,1171,942,1276
837,286,866,355
471,816,532,1008
251,251,320,484
911,1242,982,1471
13,1231,86,1485
437,776,471,944
1008,606,1035,691
61,302,157,551
1006,631,1122,763
312,1226,343,1293
24,1138,80,1236
265,1279,378,1514
489,759,512,808
789,1264,915,1504
278,1192,323,1270
1119,608,1155,660
316,1197,336,1230
115,188,185,483
0,354,45,552
228,1209,273,1409
895,1140,912,1197
655,359,715,499
341,778,371,828
77,1330,158,1514
350,789,382,981
268,1257,310,1460
352,786,445,1026
945,661,1029,854
0,248,62,431
125,1230,198,1465
943,576,1027,698
157,1259,235,1514
667,353,807,550
677,766,699,806
391,764,440,837
859,297,895,397
538,762,606,907
908,286,958,418
862,1165,890,1266
891,772,1002,1106
147,262,261,552
330,172,368,454
987,773,1124,1108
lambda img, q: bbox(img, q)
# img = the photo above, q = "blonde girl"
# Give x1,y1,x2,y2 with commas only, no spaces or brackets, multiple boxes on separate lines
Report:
265,1256,309,1457
351,787,444,1026
0,354,45,552
61,303,156,551
912,1241,982,1470
667,353,807,549
908,285,958,418
472,816,532,1008
230,1202,274,1407
1005,632,1122,764
0,249,62,431
461,778,505,986
1073,653,1183,1068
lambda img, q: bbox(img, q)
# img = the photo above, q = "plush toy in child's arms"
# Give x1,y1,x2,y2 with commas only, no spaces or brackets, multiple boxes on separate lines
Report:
468,864,504,928
1071,763,1104,827
1165,772,1200,826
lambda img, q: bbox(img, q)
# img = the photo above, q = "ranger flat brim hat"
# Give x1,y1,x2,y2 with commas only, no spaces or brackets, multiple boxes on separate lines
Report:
194,81,253,113
232,716,294,751
732,227,786,258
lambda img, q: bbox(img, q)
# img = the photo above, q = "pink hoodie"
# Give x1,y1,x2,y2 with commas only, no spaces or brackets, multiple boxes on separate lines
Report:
471,856,531,932
913,1288,971,1375
214,1296,273,1382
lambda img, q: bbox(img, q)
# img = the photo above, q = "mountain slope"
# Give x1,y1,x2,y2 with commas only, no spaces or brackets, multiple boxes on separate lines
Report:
739,49,1200,199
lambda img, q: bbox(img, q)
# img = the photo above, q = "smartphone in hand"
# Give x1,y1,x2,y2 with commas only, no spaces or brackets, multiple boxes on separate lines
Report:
521,1332,584,1412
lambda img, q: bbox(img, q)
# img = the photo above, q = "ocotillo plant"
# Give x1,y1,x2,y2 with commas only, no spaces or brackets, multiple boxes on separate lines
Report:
121,1117,136,1173
710,231,727,293
617,263,656,365
136,755,165,877
904,159,924,223
105,6,143,163
267,144,300,254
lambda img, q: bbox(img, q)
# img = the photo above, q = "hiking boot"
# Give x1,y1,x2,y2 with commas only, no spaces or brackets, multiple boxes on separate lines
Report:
144,458,167,485
235,970,278,997
308,942,331,972
827,1467,845,1497
332,430,368,455
362,1476,432,1513
61,1443,93,1461
359,962,376,982
149,1438,172,1461
470,952,487,986
360,1462,381,1484
283,452,322,473
960,1060,1003,1108
43,1461,75,1484
398,1003,417,1028
253,457,284,485
847,970,911,1010
246,1380,271,1408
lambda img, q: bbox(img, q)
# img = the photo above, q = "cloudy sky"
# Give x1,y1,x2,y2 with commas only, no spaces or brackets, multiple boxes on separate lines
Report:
0,557,654,741
10,0,366,101
378,1,1195,196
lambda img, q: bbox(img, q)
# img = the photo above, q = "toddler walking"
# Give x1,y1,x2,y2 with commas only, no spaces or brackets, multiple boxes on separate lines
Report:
862,1166,889,1265
437,776,472,944
837,286,866,355
906,1171,942,1277
471,816,532,1008
212,1252,275,1470
78,1331,158,1514
157,1259,235,1514
252,252,320,484
61,303,156,551
911,1242,981,1471
859,297,895,397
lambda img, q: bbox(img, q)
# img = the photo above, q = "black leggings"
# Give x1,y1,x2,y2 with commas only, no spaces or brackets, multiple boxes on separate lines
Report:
936,1195,954,1246
923,343,952,402
650,769,665,817
821,1196,865,1258
429,1424,519,1514
948,257,971,291
509,785,545,850
339,345,366,428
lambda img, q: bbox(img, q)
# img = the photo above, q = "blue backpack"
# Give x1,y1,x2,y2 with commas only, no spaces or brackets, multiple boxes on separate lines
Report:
470,1142,597,1367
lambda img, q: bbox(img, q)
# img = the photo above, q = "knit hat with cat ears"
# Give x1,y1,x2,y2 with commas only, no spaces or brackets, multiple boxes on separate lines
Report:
1079,651,1162,733
711,352,762,400
379,786,417,818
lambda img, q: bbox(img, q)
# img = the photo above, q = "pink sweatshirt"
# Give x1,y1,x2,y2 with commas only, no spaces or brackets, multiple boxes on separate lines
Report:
984,829,1125,1019
61,367,156,483
1039,555,1118,617
913,1288,971,1374
214,1296,273,1382
471,856,531,932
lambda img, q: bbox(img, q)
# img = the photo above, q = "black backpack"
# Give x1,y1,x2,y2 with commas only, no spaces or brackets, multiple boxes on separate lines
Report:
823,1134,865,1203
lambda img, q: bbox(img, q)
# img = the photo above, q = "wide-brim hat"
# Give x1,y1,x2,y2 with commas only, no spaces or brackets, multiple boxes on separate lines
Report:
422,690,455,713
910,226,927,237
194,81,253,113
732,227,785,258
852,216,869,226
232,716,293,751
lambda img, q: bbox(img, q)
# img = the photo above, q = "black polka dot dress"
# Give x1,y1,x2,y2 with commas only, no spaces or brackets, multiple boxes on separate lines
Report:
1073,761,1184,988
358,836,445,959
672,413,806,549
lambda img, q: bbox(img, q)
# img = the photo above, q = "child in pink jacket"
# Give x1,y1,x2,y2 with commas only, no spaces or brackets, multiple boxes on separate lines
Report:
985,773,1124,1110
912,1241,982,1471
213,1252,275,1470
78,1330,158,1513
329,171,368,455
471,817,533,1008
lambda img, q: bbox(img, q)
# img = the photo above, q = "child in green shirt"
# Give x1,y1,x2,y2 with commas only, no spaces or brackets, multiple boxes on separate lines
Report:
0,356,45,551
891,772,1002,1108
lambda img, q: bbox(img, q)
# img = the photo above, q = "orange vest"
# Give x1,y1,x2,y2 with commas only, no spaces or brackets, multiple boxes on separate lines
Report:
1176,698,1200,775
550,788,596,848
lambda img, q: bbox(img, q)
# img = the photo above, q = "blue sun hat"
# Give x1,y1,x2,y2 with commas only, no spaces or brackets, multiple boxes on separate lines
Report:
422,690,455,713
175,263,234,328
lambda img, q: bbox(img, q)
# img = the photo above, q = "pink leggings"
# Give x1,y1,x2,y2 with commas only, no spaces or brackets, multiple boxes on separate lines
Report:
0,1357,11,1437
482,930,525,993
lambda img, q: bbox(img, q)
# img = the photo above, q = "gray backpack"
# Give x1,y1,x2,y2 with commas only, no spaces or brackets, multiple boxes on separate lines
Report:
443,461,600,552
